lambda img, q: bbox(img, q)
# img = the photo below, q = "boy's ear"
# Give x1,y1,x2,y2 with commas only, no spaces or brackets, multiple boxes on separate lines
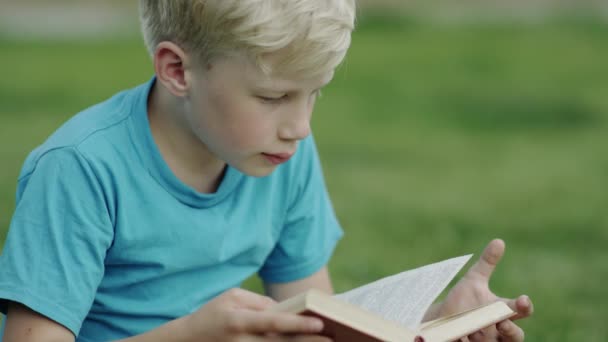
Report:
153,42,192,97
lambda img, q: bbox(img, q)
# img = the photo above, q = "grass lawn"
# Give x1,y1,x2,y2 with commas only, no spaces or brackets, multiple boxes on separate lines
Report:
1,15,607,340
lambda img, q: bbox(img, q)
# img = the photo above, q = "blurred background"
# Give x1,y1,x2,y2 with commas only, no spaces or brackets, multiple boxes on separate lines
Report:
1,0,607,340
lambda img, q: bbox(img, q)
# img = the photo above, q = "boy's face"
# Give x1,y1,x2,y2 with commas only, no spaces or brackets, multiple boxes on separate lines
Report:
185,54,333,177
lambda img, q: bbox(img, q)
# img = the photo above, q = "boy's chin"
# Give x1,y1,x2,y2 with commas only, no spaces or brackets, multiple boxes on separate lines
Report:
235,163,278,178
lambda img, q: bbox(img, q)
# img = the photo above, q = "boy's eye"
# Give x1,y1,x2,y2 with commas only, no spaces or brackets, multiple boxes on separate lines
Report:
258,94,288,103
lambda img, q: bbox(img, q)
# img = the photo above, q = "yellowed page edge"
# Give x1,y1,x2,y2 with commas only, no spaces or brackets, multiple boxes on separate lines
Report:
420,302,515,342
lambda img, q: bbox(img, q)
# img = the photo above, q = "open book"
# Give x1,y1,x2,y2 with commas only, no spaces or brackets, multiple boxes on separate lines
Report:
272,255,515,342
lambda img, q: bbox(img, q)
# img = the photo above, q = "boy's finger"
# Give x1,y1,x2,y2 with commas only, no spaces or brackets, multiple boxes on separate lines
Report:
468,325,499,342
288,336,333,342
242,335,331,342
467,330,485,342
497,320,525,342
467,239,505,281
225,288,277,310
228,310,324,335
502,295,534,321
248,336,333,342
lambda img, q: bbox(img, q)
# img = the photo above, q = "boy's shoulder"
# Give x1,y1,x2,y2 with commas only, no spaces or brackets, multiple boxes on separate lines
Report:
21,81,151,177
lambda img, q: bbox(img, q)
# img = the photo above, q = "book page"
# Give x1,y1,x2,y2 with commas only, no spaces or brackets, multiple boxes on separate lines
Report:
335,254,472,330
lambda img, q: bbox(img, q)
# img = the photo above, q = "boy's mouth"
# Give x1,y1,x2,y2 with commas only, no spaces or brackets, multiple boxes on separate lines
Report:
262,152,294,165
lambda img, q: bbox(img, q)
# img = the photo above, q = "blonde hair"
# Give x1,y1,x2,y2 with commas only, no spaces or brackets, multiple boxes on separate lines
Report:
139,0,356,77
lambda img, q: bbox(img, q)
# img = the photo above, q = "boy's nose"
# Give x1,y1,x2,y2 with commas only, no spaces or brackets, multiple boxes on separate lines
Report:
279,104,312,142
279,117,311,142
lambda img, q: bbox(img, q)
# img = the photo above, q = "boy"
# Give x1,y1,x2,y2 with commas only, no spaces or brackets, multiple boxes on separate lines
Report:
0,1,532,341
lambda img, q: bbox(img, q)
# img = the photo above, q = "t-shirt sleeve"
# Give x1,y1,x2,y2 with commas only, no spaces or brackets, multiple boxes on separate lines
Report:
0,147,114,336
258,136,343,283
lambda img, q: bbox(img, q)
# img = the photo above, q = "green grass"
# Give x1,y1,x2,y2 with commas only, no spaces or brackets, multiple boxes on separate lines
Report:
2,15,608,340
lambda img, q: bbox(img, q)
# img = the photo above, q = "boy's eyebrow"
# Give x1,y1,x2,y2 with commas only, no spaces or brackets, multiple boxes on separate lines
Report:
255,73,334,93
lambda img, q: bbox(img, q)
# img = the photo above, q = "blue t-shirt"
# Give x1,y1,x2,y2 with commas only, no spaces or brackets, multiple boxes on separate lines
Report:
0,78,342,341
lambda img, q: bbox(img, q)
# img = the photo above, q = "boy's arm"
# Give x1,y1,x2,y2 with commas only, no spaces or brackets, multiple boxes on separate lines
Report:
4,291,328,342
3,302,74,342
264,267,334,302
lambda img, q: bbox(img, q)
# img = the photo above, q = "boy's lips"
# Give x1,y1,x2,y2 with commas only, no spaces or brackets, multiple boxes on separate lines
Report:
262,152,294,165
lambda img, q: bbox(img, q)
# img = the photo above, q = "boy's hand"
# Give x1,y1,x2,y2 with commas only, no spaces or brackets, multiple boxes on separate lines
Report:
184,288,331,342
434,239,534,341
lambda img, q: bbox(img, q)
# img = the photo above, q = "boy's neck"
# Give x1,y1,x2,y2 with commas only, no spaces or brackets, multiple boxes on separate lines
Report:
146,82,226,194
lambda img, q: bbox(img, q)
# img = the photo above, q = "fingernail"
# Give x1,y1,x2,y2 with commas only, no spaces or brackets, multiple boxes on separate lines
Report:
498,321,511,333
309,319,323,331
